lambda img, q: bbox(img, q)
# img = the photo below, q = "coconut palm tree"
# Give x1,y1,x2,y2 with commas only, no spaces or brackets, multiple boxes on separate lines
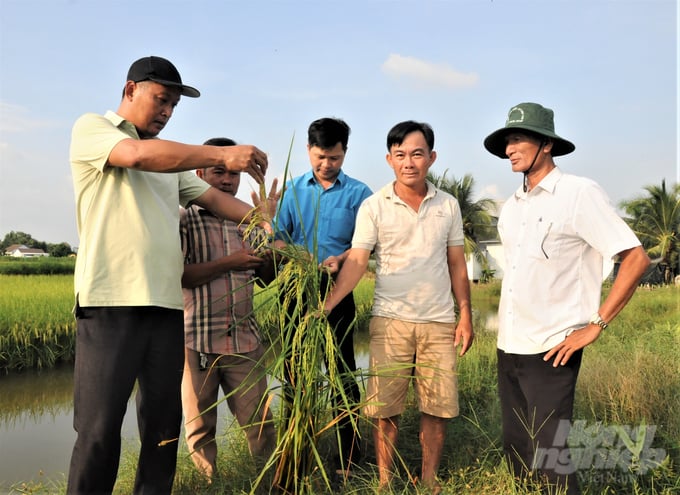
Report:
620,179,680,284
427,171,498,281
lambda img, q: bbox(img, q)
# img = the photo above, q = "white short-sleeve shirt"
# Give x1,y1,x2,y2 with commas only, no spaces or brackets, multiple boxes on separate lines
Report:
497,167,641,354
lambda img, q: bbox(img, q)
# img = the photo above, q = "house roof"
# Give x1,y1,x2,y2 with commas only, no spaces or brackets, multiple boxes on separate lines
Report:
17,248,47,254
4,244,47,255
4,244,27,252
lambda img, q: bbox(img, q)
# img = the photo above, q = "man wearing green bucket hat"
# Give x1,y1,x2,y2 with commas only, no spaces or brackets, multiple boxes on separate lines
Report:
484,102,650,494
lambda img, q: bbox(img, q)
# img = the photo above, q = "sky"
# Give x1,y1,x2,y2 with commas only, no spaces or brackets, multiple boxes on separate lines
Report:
0,0,677,248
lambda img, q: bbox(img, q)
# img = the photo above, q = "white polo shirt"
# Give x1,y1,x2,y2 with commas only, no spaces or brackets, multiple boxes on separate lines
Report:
351,181,464,323
497,167,641,354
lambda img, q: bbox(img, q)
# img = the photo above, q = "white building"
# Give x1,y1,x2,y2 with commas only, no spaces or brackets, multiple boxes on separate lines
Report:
4,244,49,258
466,240,505,282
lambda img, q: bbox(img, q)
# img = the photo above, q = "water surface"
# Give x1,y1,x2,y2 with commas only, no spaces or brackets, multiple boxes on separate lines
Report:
0,310,496,488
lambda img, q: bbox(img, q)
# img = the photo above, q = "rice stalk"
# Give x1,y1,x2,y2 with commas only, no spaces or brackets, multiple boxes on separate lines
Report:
238,135,365,493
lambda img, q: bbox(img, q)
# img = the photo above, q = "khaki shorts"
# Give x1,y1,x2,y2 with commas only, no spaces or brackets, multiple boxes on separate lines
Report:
364,316,459,419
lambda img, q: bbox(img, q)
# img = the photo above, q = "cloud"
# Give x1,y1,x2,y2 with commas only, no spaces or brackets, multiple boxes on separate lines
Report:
381,54,479,89
0,101,59,132
479,183,501,200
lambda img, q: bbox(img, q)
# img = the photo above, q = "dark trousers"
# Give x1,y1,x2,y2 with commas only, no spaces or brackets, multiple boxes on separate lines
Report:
497,348,582,495
282,273,361,469
325,286,362,468
67,306,184,495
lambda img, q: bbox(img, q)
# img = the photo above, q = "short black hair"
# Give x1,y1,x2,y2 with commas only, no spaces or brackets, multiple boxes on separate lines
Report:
307,118,351,151
386,121,434,151
203,137,237,147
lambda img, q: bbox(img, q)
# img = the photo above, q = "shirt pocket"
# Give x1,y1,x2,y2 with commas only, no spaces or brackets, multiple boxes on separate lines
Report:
527,219,566,261
323,208,356,245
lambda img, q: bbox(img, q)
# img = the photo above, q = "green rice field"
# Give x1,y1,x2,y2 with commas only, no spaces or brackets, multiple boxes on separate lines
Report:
0,275,76,372
1,274,679,494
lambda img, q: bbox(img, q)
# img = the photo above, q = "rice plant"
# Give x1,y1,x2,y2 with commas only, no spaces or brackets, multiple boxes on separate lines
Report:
0,275,75,372
241,136,364,493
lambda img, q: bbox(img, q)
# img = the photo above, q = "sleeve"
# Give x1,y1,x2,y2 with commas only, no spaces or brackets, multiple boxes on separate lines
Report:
351,199,378,251
447,197,465,247
178,171,211,207
70,113,128,173
574,180,641,260
359,183,373,204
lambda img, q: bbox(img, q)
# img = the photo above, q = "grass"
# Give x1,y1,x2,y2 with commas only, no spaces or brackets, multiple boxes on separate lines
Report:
119,284,680,495
0,275,75,372
0,257,75,275
2,279,679,494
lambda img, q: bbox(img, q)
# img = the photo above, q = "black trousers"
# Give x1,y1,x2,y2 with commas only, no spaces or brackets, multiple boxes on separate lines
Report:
67,306,184,495
281,273,361,469
497,348,582,495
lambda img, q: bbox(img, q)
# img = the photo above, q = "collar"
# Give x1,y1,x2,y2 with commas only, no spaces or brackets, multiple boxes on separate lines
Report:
105,110,140,139
514,166,562,199
303,169,347,188
382,180,437,202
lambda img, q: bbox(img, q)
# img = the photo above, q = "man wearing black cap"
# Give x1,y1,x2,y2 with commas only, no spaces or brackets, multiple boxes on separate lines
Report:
484,102,650,494
67,56,276,494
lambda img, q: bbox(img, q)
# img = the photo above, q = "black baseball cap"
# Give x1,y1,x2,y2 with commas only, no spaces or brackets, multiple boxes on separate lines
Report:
126,56,200,98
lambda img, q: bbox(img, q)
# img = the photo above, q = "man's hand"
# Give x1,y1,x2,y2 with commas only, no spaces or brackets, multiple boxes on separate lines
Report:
320,255,341,274
320,250,350,274
544,325,602,367
251,177,280,226
228,248,265,271
454,320,474,356
321,300,333,317
223,145,268,183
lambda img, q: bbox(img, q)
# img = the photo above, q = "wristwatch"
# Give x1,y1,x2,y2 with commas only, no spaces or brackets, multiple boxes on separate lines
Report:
589,313,608,330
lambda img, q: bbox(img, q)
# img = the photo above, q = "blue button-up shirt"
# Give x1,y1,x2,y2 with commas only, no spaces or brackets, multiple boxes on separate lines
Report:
274,169,372,263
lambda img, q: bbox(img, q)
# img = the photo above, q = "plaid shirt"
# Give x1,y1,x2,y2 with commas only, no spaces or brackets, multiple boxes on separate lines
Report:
180,205,260,355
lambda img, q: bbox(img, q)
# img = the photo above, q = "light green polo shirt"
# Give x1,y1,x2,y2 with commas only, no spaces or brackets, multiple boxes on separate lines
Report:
70,111,210,309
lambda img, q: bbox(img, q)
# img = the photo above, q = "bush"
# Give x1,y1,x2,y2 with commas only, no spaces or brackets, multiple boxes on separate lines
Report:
0,257,75,275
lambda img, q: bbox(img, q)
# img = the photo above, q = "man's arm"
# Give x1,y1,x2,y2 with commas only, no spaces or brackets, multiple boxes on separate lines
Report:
191,178,280,228
108,138,267,182
544,245,650,366
323,248,371,313
447,245,474,356
182,249,264,288
191,187,254,225
596,245,651,322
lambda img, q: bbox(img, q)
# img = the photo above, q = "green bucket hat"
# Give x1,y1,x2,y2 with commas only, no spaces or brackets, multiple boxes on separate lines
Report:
484,102,575,158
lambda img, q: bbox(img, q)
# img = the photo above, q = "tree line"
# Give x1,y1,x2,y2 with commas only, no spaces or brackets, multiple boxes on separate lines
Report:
0,231,75,257
2,178,677,279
